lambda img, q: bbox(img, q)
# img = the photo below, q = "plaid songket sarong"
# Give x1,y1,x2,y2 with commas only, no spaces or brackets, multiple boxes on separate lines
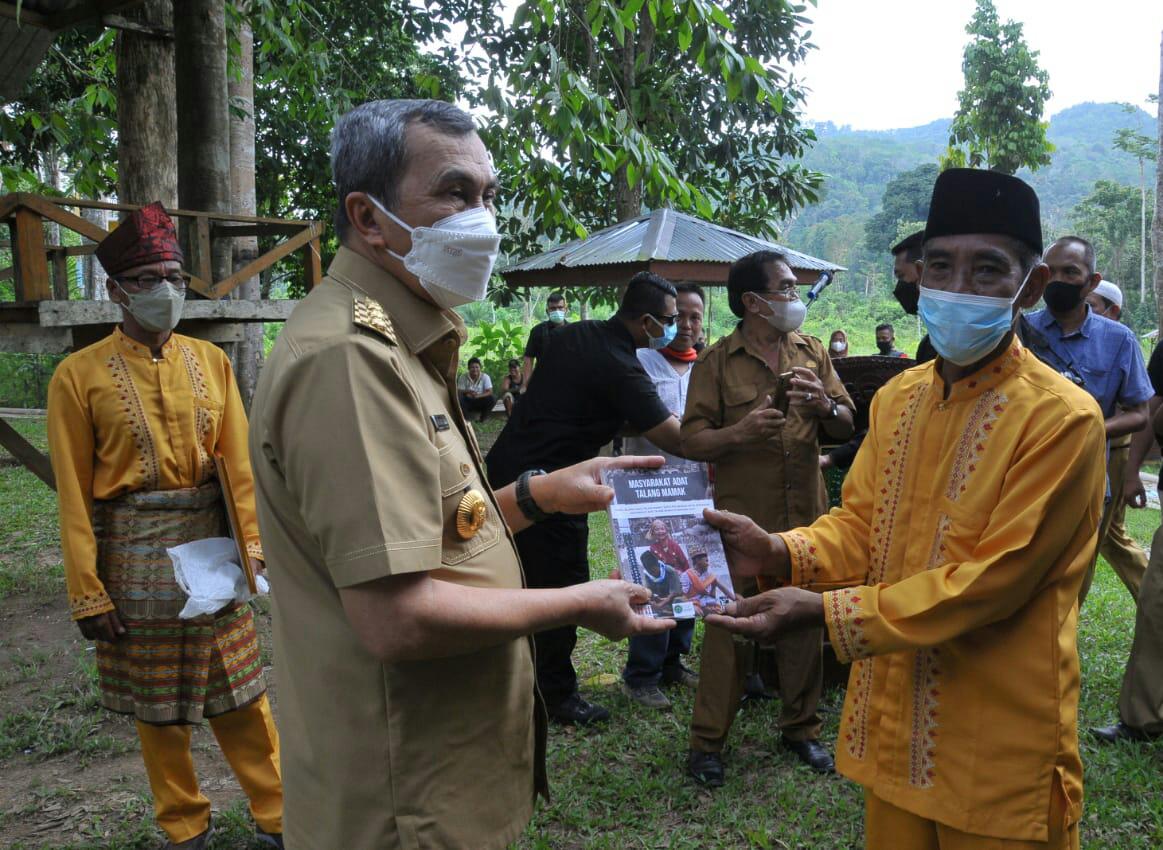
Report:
92,481,266,724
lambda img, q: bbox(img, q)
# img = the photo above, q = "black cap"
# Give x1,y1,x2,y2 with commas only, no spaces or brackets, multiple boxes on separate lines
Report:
923,168,1042,255
891,230,925,256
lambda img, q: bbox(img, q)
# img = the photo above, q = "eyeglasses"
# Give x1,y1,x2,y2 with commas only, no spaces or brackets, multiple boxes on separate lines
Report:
754,287,799,302
115,273,189,293
648,313,680,326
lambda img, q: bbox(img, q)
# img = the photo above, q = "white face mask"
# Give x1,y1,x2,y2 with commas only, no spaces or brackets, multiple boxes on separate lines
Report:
369,196,501,308
752,293,807,333
115,281,185,333
830,340,846,352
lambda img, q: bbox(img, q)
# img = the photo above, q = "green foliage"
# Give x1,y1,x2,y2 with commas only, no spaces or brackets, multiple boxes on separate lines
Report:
0,355,62,409
457,0,823,282
0,27,118,196
1071,180,1155,293
862,163,938,255
943,0,1053,175
464,318,528,382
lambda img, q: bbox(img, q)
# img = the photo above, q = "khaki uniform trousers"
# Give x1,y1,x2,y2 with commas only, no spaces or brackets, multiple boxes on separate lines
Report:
864,789,1078,850
1118,522,1163,734
135,693,282,843
689,576,823,752
1078,438,1147,606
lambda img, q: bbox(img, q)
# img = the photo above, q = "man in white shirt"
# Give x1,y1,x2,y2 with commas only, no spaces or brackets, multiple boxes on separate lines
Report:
457,356,495,421
621,283,706,708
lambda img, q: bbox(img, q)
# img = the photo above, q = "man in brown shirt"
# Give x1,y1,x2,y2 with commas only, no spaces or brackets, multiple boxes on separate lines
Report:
249,99,671,850
680,250,854,785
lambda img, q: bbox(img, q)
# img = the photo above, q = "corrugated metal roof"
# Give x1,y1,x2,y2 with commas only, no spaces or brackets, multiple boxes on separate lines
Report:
501,209,845,274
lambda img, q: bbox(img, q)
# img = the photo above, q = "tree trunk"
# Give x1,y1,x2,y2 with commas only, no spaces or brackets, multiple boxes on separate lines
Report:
1141,157,1148,301
81,205,108,299
175,0,235,363
229,5,262,408
175,0,231,282
1155,31,1163,335
116,0,178,209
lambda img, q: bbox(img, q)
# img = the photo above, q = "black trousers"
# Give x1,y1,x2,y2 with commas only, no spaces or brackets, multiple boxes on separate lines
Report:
515,515,589,707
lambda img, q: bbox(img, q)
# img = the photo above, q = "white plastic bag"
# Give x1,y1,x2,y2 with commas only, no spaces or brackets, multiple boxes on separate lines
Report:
168,537,270,619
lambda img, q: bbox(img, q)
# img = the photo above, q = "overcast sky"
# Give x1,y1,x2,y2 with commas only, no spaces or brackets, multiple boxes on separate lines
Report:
796,0,1162,130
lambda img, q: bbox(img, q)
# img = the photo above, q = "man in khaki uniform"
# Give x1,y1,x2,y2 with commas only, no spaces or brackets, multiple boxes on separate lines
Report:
680,250,854,785
248,99,671,850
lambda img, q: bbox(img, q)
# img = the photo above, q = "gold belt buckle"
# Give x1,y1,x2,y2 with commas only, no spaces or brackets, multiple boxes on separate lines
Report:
456,489,488,540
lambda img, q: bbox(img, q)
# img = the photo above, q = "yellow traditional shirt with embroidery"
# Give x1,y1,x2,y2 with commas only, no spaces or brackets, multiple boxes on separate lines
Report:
779,341,1105,843
47,328,263,620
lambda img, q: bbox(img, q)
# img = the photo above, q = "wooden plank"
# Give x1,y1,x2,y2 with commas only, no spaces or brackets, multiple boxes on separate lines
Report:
15,193,109,243
37,195,317,227
303,236,322,290
194,215,212,285
0,324,73,354
49,247,68,299
35,298,297,327
11,207,50,301
0,3,53,28
0,417,55,490
211,222,304,238
211,224,320,298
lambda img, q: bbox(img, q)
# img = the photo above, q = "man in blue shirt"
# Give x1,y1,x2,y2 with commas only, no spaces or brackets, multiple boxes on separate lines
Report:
1025,235,1153,606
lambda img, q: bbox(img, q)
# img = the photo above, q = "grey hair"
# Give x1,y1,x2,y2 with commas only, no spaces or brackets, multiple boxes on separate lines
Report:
330,99,477,239
1048,235,1097,276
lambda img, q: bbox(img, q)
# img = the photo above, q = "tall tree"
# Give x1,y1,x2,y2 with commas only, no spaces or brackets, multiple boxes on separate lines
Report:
863,163,938,255
1071,180,1143,285
1113,104,1157,299
229,1,262,406
117,0,178,207
459,0,821,265
1155,32,1163,334
943,0,1053,175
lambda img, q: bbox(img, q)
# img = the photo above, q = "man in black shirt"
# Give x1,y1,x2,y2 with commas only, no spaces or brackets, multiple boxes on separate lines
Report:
522,291,568,387
891,230,937,363
1094,342,1163,744
488,273,685,725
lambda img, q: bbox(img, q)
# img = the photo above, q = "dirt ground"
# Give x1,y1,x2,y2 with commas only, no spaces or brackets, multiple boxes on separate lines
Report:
0,581,273,849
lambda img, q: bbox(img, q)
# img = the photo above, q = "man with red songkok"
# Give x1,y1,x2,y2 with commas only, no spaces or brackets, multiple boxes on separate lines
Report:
46,203,284,850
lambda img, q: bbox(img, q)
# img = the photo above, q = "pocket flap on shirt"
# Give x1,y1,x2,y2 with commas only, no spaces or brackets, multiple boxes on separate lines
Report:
723,382,759,407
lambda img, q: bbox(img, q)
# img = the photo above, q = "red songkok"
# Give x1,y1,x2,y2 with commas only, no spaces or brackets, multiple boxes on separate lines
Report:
95,202,184,276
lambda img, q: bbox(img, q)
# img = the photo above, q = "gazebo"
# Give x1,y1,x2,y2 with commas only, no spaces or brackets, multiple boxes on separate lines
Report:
499,208,844,290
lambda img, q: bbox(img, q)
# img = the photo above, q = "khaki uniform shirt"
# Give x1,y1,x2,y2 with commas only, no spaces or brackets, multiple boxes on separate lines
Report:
681,325,853,534
249,248,542,850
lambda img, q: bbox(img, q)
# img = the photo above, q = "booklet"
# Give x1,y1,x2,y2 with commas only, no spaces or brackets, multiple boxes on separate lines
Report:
601,463,736,619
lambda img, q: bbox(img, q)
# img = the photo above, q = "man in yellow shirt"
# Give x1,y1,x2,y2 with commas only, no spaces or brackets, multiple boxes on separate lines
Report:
46,204,282,850
704,169,1105,849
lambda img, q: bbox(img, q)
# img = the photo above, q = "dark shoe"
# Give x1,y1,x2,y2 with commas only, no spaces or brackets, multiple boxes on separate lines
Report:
256,827,285,849
1091,721,1158,744
163,824,211,850
547,693,610,726
782,736,835,773
621,682,671,709
661,664,699,690
687,749,725,787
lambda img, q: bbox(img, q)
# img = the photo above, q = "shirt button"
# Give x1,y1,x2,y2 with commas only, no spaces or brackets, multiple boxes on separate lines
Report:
785,451,791,458
785,483,792,490
460,463,471,476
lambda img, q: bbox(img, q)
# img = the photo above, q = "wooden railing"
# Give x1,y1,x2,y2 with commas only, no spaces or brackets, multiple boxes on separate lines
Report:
0,193,323,303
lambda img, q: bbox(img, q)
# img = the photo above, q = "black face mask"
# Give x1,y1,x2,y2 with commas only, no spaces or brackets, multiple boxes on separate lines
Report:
1043,281,1085,313
893,279,920,315
877,340,893,355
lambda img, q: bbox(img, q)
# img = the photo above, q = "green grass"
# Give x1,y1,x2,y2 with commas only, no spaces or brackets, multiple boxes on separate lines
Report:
2,416,1161,847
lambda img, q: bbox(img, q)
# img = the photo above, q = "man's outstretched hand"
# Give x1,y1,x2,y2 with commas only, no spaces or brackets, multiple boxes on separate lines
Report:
702,508,789,578
576,579,675,640
534,454,665,516
704,587,825,642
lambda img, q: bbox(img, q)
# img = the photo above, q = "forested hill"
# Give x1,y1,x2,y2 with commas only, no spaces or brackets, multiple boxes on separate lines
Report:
786,101,1155,270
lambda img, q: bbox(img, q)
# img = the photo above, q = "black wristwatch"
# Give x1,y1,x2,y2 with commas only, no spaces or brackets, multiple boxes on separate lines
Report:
516,469,549,522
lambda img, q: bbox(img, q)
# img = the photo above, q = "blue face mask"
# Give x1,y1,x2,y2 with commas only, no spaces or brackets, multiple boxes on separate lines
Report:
548,309,566,323
917,275,1029,367
646,315,678,350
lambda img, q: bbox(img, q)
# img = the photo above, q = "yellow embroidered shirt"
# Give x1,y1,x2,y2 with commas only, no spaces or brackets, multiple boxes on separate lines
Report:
780,341,1105,842
47,328,262,620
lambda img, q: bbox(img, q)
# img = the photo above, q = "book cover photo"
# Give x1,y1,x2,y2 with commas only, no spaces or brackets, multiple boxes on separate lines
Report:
601,464,736,619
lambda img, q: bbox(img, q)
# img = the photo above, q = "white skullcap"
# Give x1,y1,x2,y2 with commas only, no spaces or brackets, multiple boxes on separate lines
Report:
1093,280,1123,309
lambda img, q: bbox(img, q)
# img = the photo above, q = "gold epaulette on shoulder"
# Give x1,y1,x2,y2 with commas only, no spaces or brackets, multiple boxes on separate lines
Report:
352,295,397,345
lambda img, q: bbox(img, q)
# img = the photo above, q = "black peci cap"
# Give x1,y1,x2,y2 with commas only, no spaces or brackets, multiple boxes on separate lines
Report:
923,168,1042,255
